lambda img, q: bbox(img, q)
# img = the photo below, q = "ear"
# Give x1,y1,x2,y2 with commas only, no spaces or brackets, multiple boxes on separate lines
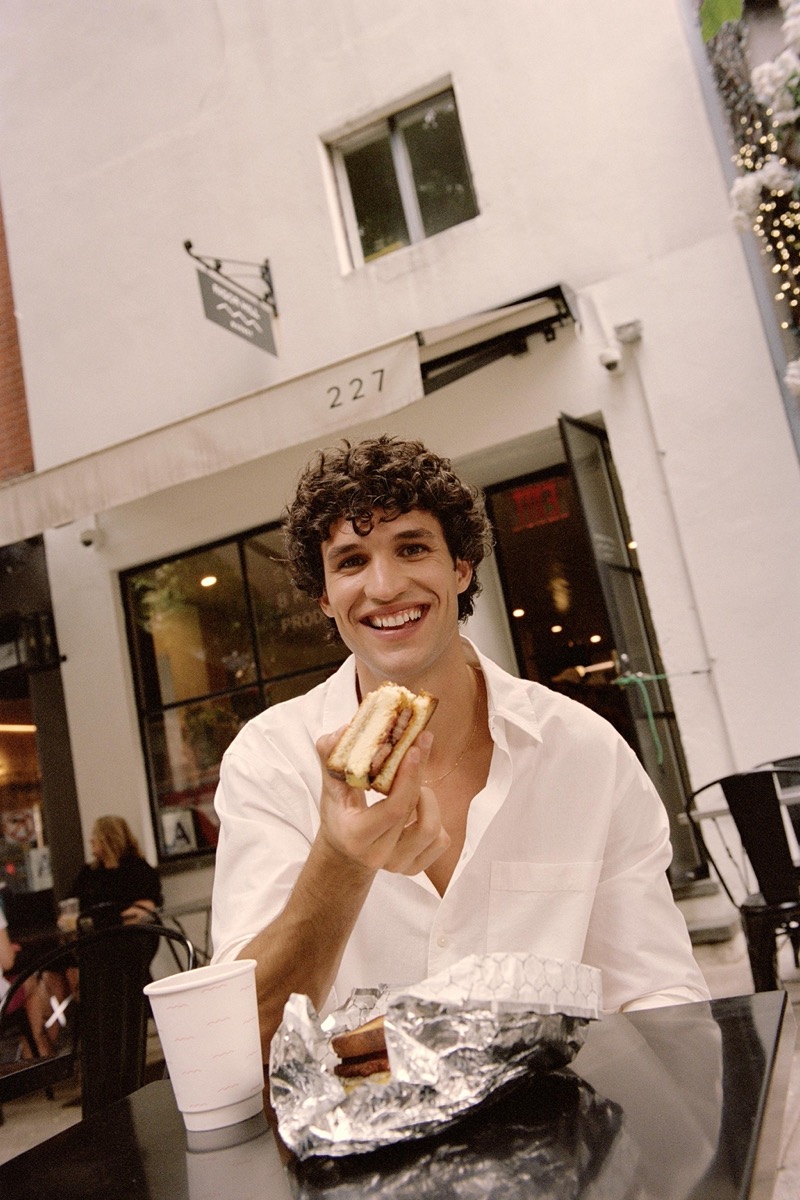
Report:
455,559,473,595
319,592,333,618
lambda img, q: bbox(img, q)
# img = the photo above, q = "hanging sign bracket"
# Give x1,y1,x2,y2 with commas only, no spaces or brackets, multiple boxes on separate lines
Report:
184,241,277,316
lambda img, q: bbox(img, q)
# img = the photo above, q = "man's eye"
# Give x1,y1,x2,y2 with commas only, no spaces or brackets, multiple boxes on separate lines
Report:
401,543,427,557
337,555,365,570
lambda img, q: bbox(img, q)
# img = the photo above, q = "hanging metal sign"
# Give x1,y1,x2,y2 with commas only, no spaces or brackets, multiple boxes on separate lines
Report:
185,241,278,355
196,269,277,354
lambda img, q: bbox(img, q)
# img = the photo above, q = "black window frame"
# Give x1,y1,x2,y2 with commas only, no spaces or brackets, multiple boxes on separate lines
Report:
329,85,479,267
120,520,346,868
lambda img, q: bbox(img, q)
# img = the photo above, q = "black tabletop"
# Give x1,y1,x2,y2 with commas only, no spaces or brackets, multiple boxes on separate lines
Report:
0,991,794,1200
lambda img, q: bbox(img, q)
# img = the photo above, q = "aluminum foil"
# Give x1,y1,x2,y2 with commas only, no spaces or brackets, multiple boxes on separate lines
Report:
289,1072,637,1200
270,953,602,1160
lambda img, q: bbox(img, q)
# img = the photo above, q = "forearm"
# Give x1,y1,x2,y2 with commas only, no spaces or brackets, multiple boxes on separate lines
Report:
121,899,157,923
238,834,375,1059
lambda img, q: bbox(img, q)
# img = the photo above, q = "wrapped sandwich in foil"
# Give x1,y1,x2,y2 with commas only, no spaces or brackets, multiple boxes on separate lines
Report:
270,952,603,1159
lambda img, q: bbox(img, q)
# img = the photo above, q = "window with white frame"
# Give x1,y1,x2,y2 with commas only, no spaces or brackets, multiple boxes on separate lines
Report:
330,88,479,266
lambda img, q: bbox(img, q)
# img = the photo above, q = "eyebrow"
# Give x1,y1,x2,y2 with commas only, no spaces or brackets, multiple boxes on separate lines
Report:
324,540,362,566
323,526,437,565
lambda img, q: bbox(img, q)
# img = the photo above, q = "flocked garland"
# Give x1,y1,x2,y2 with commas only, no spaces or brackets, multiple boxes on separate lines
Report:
706,1,800,396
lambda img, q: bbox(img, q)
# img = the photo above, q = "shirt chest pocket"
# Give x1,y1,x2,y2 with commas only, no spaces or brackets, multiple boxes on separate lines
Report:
487,860,603,961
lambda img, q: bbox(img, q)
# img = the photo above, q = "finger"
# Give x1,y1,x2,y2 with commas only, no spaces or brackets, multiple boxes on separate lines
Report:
401,828,451,877
361,743,432,843
317,728,378,815
383,786,448,874
317,726,348,764
377,730,433,823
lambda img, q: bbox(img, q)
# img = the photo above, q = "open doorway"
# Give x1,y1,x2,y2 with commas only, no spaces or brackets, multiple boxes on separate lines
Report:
486,464,636,741
484,417,703,887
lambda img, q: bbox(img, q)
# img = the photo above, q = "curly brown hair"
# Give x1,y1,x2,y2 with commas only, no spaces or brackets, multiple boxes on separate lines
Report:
283,436,494,621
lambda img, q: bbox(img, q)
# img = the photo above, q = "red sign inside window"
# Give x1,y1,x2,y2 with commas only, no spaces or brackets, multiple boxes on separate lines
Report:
510,478,569,531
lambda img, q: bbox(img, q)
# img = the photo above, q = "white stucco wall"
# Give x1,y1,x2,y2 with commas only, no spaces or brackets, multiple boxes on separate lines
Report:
1,0,730,461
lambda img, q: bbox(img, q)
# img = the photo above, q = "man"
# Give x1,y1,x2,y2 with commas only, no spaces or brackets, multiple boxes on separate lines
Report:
211,436,709,1058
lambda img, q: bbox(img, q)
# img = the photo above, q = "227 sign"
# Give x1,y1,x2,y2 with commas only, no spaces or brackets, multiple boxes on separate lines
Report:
327,368,385,408
303,336,422,439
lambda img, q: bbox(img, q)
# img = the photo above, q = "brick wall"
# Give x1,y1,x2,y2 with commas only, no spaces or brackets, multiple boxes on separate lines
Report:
0,195,34,481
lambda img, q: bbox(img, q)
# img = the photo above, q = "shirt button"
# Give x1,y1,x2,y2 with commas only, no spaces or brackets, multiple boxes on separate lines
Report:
437,935,447,948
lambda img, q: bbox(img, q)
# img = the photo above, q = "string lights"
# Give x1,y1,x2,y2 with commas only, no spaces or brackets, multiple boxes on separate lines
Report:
706,5,800,384
732,111,800,332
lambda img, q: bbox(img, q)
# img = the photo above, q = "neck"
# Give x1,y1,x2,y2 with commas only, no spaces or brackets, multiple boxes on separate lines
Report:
422,659,484,783
354,632,471,701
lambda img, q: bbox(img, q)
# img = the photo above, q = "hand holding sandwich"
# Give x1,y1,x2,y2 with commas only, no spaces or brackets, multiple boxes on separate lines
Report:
316,725,450,877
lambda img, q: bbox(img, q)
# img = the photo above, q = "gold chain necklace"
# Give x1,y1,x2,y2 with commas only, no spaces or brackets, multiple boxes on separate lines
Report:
423,666,483,786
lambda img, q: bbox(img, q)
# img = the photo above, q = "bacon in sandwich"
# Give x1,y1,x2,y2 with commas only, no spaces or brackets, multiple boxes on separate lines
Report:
327,681,437,794
331,1015,389,1085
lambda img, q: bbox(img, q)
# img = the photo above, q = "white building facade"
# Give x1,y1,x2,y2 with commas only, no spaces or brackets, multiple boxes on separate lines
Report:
0,0,798,917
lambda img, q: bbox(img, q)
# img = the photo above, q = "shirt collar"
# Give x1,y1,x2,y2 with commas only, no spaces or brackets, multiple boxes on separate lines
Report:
463,637,543,745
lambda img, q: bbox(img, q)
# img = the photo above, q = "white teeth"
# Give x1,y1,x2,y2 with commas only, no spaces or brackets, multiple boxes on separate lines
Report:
369,607,422,629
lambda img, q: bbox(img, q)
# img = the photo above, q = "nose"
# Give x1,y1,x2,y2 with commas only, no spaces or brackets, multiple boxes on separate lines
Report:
363,551,407,602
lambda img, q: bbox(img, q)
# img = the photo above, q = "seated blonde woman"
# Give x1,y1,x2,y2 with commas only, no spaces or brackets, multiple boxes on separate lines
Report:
69,815,163,927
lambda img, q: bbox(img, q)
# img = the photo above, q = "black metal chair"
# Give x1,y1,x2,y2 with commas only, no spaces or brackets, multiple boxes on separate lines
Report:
0,921,196,1116
753,756,800,846
685,769,800,992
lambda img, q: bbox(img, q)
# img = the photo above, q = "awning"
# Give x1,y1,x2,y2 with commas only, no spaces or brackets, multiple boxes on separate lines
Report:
0,286,576,546
418,286,575,393
0,335,423,545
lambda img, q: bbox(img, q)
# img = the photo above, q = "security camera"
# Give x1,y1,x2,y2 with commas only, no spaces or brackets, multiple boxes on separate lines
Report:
79,529,98,547
599,346,623,373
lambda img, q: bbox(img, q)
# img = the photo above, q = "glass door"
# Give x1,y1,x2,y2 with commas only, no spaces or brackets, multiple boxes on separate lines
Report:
558,414,702,884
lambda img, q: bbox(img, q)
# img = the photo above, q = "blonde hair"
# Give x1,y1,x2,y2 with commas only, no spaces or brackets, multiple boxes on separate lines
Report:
92,815,142,869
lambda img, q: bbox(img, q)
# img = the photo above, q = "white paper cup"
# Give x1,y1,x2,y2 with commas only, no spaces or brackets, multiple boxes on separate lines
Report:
144,959,264,1132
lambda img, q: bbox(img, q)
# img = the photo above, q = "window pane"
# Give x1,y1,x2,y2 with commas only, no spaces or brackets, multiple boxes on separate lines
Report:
244,530,346,680
400,93,478,237
126,545,256,708
264,663,342,707
0,696,49,892
147,688,263,857
342,134,410,261
123,524,354,864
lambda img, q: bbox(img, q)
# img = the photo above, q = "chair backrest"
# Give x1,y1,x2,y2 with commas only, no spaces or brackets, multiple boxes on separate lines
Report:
0,922,195,1116
718,771,800,907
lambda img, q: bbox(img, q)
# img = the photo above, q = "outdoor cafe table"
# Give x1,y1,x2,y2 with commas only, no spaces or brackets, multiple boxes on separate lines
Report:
0,991,794,1199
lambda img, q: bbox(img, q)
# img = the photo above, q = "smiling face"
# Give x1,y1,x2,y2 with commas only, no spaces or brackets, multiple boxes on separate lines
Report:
319,508,473,694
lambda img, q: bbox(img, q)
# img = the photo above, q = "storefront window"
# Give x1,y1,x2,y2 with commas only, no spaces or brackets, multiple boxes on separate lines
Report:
244,529,344,679
122,524,346,863
0,696,50,895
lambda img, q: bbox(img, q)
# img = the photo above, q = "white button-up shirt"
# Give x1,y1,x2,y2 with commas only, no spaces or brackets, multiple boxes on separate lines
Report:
211,641,709,1015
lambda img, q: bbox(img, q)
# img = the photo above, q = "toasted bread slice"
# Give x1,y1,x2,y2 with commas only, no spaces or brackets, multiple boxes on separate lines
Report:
327,682,437,794
330,1013,386,1059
